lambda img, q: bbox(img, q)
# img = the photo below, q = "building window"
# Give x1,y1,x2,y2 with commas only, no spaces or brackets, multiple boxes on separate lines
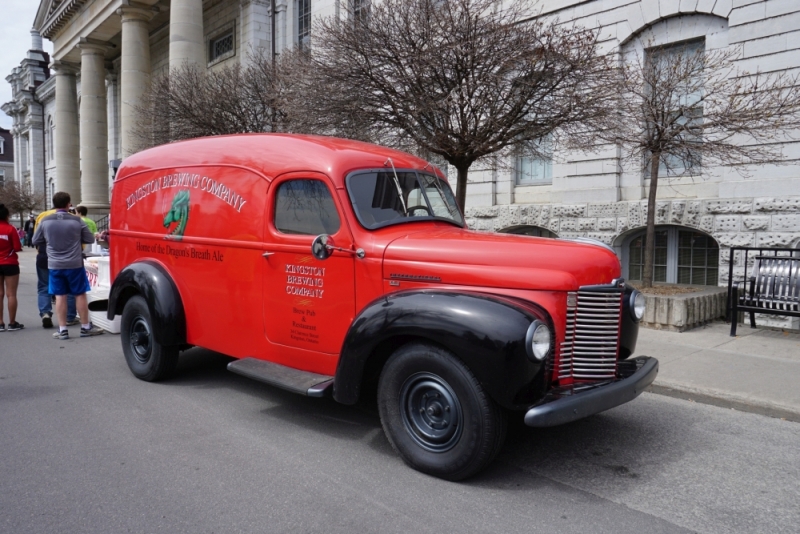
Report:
645,39,705,178
47,116,54,161
351,0,370,22
515,137,552,185
0,169,4,187
208,27,235,64
297,0,311,50
0,137,4,155
626,227,718,285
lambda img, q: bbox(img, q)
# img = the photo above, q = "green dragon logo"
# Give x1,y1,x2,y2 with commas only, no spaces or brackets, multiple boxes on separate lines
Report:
164,189,190,239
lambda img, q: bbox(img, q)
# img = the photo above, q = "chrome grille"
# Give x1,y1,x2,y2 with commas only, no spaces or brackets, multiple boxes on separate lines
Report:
558,290,622,381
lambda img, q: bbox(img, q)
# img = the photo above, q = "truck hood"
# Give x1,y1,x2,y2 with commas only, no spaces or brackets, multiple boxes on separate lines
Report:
382,227,621,291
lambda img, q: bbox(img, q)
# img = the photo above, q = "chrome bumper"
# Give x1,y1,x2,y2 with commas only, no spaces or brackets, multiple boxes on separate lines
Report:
524,356,658,428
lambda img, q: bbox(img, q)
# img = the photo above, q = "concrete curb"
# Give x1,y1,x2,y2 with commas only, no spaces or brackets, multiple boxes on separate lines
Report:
648,382,800,423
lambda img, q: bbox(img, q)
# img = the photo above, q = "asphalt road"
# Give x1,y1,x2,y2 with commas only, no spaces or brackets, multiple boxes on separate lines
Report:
2,255,799,533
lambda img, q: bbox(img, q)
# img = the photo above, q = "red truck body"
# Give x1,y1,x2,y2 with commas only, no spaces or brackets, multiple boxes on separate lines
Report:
106,134,656,480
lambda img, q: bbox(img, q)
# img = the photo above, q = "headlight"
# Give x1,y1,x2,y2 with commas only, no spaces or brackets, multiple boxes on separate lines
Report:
526,320,551,361
630,290,645,322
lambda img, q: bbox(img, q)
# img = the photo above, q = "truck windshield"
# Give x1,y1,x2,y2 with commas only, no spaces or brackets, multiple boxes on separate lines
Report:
347,171,464,229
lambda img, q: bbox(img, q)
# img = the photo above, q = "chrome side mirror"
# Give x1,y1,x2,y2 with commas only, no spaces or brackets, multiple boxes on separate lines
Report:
311,234,333,260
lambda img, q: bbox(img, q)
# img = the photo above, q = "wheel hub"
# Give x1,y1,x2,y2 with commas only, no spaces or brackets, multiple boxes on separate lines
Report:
400,372,463,452
129,316,152,364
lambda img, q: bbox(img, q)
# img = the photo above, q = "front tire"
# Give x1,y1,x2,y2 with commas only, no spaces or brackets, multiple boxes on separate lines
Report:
121,295,179,381
377,343,507,481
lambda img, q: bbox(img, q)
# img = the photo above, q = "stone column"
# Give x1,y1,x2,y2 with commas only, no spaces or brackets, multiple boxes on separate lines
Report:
169,0,205,69
52,60,81,201
78,41,111,209
239,0,271,65
275,0,287,53
118,3,158,157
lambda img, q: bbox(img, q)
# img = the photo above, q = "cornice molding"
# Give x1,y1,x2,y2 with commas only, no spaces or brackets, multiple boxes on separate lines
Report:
40,0,90,40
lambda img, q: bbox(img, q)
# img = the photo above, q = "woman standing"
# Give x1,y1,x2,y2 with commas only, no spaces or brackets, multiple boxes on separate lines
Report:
0,203,24,331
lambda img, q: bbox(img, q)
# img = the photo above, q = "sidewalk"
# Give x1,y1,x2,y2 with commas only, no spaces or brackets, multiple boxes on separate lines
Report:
641,320,800,421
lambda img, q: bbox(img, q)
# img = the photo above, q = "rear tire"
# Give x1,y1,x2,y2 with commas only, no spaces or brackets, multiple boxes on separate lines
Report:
121,295,179,381
377,343,507,481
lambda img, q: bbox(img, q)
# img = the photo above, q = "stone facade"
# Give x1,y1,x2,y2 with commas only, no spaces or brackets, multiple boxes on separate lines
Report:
467,199,800,271
3,0,347,212
0,128,13,191
460,0,800,330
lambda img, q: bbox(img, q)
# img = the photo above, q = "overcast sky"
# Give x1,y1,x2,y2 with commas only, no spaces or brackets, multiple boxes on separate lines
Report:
0,0,52,130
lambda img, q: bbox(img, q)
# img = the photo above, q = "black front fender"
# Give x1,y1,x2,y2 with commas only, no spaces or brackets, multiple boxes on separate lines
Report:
620,285,640,359
108,261,186,346
334,291,553,410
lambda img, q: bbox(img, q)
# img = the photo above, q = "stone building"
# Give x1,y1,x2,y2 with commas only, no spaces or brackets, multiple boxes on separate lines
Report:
0,128,14,189
3,0,798,310
463,0,800,311
3,0,351,213
2,31,53,205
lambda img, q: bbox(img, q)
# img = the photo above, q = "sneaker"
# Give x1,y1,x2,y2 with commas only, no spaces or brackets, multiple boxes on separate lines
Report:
66,318,81,327
53,330,69,340
80,324,105,337
0,323,5,332
7,322,24,331
42,313,53,328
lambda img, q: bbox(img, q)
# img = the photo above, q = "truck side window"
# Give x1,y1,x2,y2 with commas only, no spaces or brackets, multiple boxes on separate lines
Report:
274,179,341,235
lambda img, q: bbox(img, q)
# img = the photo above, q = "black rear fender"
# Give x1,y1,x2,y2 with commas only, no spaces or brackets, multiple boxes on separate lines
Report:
108,261,187,346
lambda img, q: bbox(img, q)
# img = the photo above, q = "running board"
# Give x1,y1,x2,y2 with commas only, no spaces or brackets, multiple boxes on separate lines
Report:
227,357,334,398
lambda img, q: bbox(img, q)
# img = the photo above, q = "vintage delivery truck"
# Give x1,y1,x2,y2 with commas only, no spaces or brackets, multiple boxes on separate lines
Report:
100,134,657,480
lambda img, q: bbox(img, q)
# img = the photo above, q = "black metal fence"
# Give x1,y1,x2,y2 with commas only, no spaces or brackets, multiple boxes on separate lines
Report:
95,214,109,232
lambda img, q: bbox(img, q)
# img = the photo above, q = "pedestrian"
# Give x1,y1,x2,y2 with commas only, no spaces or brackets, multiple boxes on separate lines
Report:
0,203,24,331
31,192,104,339
75,206,97,234
34,209,78,328
18,227,26,247
24,214,35,248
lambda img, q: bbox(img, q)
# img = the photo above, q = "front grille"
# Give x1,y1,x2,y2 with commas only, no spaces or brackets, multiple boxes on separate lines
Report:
558,289,622,382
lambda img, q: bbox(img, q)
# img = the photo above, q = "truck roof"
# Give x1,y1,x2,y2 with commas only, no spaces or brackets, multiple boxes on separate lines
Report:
116,134,442,187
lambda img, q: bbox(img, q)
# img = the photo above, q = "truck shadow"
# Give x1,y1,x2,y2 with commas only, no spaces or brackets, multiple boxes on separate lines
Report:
167,349,683,483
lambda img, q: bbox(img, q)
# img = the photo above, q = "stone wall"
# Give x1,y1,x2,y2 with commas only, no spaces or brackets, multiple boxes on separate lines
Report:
465,195,800,282
465,196,800,330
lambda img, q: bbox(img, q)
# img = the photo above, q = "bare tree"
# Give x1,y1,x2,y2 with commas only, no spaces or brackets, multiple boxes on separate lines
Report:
609,42,800,287
0,180,44,225
301,0,617,211
133,49,305,149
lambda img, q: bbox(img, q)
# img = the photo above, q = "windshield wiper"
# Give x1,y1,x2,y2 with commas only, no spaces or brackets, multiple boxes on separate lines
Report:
384,158,408,216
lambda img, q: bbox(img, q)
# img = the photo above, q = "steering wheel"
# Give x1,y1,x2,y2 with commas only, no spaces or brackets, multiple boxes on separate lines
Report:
407,205,432,217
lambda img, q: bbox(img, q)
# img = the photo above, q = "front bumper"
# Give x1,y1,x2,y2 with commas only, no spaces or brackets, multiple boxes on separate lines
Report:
524,356,658,428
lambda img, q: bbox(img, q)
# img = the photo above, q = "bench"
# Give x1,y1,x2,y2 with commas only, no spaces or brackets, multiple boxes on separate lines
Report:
729,254,800,336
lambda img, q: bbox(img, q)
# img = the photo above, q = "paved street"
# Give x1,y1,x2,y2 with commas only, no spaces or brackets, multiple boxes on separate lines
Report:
2,252,799,533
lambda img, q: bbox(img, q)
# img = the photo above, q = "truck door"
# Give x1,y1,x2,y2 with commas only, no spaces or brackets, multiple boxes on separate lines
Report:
262,173,356,374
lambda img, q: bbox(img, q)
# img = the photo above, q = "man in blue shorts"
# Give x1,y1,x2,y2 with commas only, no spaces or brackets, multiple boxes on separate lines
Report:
32,191,104,340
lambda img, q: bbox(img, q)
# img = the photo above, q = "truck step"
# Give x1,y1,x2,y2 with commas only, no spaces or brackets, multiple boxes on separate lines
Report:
227,358,334,398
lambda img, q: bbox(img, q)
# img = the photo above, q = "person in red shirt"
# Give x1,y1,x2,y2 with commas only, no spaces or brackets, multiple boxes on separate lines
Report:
0,203,24,331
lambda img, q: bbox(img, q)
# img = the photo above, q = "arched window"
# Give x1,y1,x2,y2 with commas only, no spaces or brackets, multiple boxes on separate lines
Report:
499,225,558,238
625,226,719,285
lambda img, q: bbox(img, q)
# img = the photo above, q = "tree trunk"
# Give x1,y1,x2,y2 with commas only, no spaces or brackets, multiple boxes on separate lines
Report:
642,152,660,288
454,164,469,214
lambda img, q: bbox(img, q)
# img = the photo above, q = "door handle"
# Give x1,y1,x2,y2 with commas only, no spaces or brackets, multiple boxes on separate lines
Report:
262,251,275,257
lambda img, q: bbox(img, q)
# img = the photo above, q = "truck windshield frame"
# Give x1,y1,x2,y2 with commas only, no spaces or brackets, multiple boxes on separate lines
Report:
345,169,464,230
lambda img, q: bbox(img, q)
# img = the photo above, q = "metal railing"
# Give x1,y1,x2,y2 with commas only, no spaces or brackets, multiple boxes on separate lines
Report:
95,214,109,232
726,246,800,326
